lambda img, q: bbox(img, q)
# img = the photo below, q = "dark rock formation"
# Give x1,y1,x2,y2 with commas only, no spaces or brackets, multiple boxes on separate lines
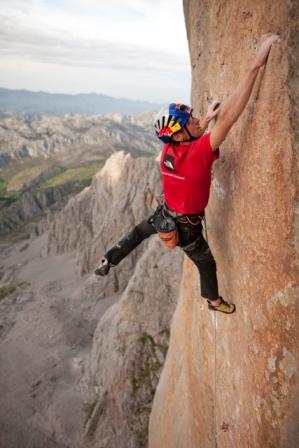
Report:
0,181,87,235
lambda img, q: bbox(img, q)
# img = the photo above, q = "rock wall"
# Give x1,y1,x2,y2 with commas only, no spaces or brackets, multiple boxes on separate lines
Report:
47,151,163,297
149,1,298,447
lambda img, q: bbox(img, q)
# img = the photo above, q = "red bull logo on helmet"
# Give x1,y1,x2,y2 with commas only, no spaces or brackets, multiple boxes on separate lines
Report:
175,103,192,114
159,126,173,137
159,120,182,138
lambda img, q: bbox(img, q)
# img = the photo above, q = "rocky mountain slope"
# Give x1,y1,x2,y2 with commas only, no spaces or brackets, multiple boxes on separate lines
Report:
0,112,162,236
82,238,182,447
149,1,298,447
0,151,182,448
0,180,87,236
46,151,183,446
47,151,164,292
0,112,161,169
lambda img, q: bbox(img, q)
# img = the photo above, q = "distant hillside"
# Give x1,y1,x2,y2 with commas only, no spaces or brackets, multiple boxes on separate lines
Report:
0,88,162,116
0,112,161,170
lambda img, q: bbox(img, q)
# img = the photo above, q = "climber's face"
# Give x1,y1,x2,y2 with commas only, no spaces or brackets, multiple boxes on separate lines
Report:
172,115,205,143
185,116,205,138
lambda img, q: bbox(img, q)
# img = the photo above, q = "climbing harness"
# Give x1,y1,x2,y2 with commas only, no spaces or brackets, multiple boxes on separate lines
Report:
154,197,209,249
163,201,206,229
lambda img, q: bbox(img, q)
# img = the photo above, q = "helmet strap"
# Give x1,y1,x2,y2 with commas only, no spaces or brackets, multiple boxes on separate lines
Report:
170,125,197,145
183,125,197,141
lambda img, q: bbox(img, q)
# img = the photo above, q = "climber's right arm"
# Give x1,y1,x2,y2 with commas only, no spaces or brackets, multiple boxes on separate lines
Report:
210,34,281,151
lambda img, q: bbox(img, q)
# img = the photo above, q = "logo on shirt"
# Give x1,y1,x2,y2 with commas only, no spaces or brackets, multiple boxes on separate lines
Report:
163,154,175,171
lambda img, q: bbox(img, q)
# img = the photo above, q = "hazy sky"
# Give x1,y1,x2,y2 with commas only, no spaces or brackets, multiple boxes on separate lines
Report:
0,0,191,103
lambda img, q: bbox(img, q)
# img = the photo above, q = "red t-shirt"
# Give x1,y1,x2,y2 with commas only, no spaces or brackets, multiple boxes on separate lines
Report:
160,133,219,214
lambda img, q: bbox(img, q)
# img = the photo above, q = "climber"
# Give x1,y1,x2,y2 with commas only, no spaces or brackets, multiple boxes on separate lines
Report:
94,34,281,314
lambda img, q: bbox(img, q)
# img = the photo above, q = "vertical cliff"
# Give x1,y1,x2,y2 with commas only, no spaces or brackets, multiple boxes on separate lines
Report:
149,1,298,447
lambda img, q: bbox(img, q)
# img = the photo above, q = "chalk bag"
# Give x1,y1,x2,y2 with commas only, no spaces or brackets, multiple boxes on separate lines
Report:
157,217,179,249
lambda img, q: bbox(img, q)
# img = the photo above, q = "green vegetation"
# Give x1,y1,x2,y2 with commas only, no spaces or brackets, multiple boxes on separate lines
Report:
83,400,98,426
139,333,156,346
0,285,17,301
132,332,166,396
0,157,54,203
0,224,31,242
0,178,6,196
0,177,21,208
6,162,53,192
2,156,60,190
0,281,30,301
27,133,44,141
75,127,90,134
83,392,108,438
0,158,105,237
0,159,104,209
131,329,171,398
38,161,104,188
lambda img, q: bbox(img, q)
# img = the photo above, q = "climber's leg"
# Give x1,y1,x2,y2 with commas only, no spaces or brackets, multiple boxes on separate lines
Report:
181,229,219,300
181,228,235,313
94,214,158,276
106,218,157,265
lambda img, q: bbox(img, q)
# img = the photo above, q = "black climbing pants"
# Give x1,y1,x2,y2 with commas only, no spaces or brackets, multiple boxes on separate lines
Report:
104,207,219,300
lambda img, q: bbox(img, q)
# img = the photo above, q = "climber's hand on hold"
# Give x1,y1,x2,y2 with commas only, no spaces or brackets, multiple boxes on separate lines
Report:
210,34,281,151
251,34,281,70
201,100,221,130
207,100,221,118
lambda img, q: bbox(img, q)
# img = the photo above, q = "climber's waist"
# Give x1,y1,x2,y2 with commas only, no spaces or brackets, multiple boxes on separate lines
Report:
163,203,204,225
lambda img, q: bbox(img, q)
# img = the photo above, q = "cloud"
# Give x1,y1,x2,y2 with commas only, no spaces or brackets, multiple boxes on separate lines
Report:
1,0,188,51
0,3,189,73
0,0,190,102
0,16,188,74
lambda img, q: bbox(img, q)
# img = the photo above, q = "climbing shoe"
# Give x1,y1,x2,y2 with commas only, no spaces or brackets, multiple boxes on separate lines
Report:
94,257,111,276
208,297,236,314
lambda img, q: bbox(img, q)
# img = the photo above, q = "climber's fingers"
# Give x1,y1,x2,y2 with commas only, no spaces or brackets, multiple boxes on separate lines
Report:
207,100,221,115
252,34,282,69
206,100,221,121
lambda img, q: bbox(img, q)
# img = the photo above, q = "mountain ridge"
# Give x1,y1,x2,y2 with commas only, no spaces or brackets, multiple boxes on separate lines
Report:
0,87,163,116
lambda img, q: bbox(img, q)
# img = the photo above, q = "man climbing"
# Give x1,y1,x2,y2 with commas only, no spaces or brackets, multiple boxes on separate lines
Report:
94,34,280,314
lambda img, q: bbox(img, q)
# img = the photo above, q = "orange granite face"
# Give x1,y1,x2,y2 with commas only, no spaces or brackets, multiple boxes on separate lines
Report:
149,1,298,447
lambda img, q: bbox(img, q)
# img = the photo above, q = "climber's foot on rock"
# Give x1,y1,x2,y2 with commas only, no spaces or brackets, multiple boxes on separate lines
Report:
94,257,111,276
208,297,236,314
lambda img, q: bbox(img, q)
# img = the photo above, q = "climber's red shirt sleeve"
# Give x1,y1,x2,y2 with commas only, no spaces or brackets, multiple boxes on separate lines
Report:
189,132,219,170
160,133,219,214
